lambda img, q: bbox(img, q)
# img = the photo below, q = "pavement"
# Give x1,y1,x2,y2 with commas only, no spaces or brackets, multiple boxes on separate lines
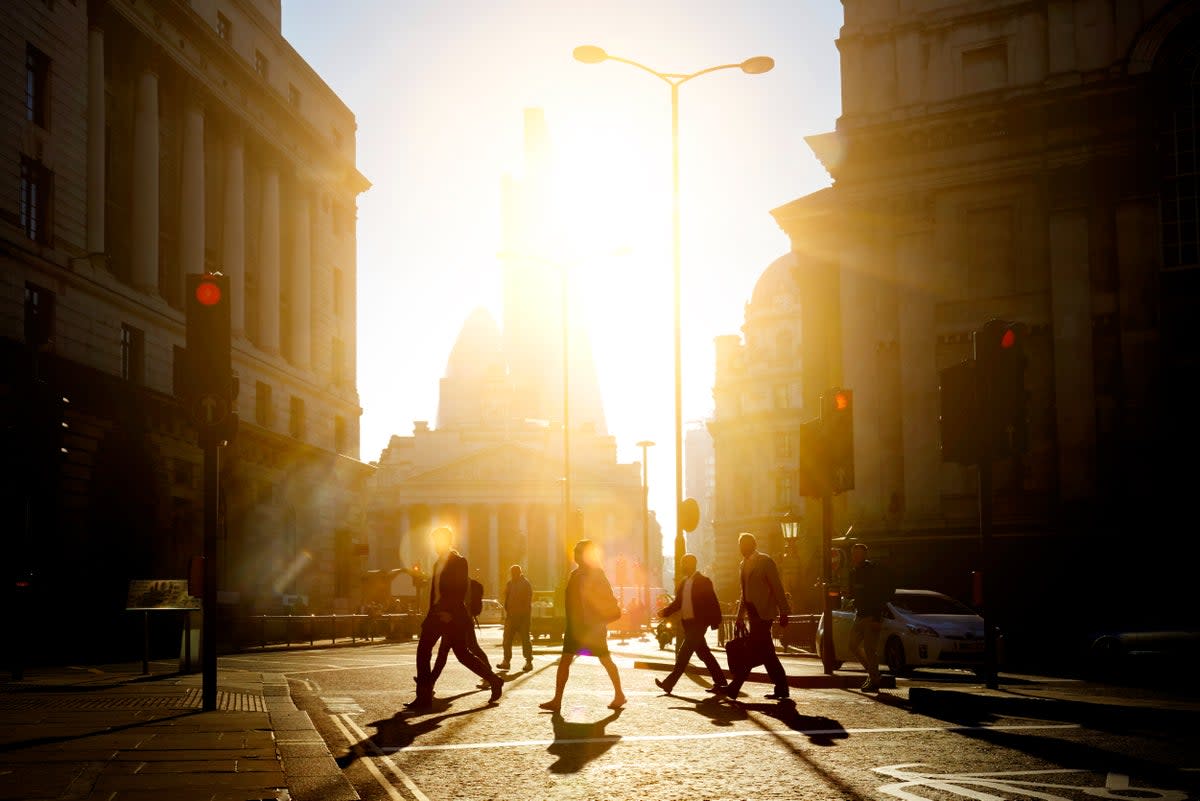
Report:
0,662,356,801
4,637,1198,801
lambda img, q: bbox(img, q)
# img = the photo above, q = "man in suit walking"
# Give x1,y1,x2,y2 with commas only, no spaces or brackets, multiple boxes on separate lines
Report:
406,526,503,710
722,532,791,701
653,553,727,695
497,564,534,672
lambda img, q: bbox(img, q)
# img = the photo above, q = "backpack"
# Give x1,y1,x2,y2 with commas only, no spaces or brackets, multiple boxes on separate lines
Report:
468,578,484,618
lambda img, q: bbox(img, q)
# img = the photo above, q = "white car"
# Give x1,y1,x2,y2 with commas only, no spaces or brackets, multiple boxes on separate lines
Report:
816,588,1000,675
476,599,505,625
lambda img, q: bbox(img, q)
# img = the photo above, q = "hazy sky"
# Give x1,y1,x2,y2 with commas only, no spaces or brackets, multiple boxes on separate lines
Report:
281,0,844,551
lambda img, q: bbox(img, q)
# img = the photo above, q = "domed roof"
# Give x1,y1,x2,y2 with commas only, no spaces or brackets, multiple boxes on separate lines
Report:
749,252,799,308
444,307,503,380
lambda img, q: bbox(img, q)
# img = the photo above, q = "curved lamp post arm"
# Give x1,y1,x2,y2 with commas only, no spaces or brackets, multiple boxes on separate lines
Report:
601,54,748,87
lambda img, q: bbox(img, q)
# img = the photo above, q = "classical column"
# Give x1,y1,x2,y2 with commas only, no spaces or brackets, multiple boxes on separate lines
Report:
897,231,940,520
1051,209,1096,500
399,506,411,569
458,506,470,554
178,100,205,281
258,165,281,353
290,189,312,369
131,67,159,293
223,128,246,336
86,24,105,255
544,506,556,589
488,507,500,598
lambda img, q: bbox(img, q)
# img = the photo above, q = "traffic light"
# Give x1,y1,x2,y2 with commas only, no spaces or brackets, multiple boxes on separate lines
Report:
796,419,827,497
185,273,232,402
822,388,854,494
939,359,978,464
974,319,1028,458
183,273,237,444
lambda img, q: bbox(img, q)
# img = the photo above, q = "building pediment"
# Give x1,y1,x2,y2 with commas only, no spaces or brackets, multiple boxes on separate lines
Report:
402,442,562,487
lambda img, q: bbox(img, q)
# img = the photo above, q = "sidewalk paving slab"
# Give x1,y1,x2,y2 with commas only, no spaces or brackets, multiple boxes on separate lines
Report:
0,662,359,801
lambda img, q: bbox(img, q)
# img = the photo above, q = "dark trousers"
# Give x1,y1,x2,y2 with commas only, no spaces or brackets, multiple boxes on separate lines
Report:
726,615,788,695
662,619,726,690
502,614,533,664
431,621,488,683
416,615,495,694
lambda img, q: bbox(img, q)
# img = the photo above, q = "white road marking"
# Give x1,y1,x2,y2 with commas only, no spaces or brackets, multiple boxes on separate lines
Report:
335,712,432,801
873,764,1187,801
374,721,1078,753
328,712,411,801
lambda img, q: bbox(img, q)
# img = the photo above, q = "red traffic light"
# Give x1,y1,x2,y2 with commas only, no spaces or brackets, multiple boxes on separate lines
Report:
194,280,222,306
834,390,851,411
1000,328,1016,349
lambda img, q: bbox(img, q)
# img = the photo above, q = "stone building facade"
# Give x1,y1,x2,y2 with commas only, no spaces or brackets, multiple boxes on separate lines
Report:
713,0,1199,656
2,0,371,662
709,253,822,608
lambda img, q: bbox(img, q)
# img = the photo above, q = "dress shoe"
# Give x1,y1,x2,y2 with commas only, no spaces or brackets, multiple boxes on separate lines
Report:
705,685,727,694
522,661,533,672
765,690,791,700
654,678,673,695
488,677,504,703
404,696,432,711
496,662,510,670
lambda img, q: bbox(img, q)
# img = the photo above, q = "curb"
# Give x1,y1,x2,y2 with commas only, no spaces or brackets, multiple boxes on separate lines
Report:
908,686,1200,729
264,673,360,801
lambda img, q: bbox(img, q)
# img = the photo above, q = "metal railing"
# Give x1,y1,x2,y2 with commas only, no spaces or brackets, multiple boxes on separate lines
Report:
245,613,423,649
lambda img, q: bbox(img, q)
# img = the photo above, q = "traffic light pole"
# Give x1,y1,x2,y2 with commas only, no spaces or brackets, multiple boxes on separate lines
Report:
201,439,219,711
977,459,999,690
819,492,836,674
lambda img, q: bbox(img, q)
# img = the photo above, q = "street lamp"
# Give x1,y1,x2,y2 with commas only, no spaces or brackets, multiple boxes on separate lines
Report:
637,439,655,622
780,511,800,604
573,44,774,581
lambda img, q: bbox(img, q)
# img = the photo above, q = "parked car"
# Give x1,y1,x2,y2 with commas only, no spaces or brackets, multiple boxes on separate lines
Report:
816,588,1000,676
1084,626,1200,682
476,599,504,625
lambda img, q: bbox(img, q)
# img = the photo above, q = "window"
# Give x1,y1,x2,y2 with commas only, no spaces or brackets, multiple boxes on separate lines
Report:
774,384,789,409
333,268,344,316
288,83,301,109
24,282,55,347
334,416,347,454
26,44,50,127
121,324,145,384
775,473,793,510
20,156,53,244
289,396,306,438
1161,35,1199,269
255,381,272,426
255,50,269,79
332,338,345,385
775,433,793,458
173,458,195,488
217,12,232,43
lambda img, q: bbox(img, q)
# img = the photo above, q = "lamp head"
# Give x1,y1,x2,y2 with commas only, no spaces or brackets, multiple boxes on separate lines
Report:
740,55,775,75
573,45,608,64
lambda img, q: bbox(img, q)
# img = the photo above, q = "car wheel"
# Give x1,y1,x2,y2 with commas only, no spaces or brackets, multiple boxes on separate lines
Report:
884,637,910,675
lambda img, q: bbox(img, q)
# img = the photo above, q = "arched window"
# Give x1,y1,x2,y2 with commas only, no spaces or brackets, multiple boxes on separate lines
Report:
1160,18,1200,270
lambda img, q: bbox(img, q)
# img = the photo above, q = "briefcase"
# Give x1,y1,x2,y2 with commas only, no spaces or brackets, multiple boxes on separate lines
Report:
725,620,766,676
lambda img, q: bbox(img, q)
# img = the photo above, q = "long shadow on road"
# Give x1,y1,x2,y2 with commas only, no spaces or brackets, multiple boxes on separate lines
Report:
546,708,623,774
335,691,482,769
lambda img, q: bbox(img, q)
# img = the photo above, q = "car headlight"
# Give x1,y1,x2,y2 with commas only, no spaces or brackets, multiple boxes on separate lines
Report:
906,623,939,637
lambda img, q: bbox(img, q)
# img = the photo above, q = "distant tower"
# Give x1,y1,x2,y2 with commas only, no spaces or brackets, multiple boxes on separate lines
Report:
497,108,606,433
